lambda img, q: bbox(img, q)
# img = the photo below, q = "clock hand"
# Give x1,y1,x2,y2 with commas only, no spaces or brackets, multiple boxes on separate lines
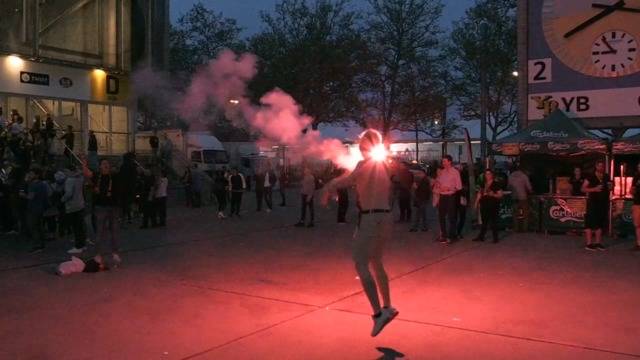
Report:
600,36,618,54
593,3,640,13
564,0,625,38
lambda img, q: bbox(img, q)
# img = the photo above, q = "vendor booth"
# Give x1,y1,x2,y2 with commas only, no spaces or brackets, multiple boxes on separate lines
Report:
491,111,608,233
610,134,640,236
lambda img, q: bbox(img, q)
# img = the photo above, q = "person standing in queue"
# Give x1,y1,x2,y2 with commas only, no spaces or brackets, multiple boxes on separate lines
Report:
323,129,398,337
582,160,610,251
473,169,503,243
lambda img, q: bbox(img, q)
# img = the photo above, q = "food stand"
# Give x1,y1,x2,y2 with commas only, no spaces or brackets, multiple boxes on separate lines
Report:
490,111,608,233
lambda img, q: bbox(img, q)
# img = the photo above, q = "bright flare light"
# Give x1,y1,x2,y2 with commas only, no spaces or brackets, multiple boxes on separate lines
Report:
229,99,240,105
371,144,388,162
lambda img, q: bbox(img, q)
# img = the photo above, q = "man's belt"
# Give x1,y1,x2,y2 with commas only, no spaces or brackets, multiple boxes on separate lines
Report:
360,209,391,215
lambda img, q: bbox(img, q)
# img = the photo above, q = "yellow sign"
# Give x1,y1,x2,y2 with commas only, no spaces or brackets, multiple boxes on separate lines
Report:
90,69,129,103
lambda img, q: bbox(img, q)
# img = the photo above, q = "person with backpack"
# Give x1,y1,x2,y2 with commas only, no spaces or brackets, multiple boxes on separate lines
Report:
410,168,431,232
295,166,315,228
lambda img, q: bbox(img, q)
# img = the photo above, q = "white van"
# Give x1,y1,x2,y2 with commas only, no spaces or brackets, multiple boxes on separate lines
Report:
135,130,230,174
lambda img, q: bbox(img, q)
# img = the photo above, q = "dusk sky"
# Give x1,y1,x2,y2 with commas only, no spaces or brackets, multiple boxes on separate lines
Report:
168,0,481,138
170,0,478,36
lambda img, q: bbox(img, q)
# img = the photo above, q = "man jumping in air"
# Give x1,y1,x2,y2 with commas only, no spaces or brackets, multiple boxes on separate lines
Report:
323,129,398,337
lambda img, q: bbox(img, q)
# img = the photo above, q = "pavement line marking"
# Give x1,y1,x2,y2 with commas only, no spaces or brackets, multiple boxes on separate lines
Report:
179,244,484,359
160,242,481,311
331,308,640,359
323,244,482,308
176,280,322,309
180,307,321,360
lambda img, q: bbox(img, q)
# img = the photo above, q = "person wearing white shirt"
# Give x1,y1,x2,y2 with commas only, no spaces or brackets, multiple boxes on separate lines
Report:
154,170,168,227
436,155,462,243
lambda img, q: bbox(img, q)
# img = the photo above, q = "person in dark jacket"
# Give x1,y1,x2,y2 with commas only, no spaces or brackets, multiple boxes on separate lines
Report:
410,169,431,232
93,159,121,263
394,162,414,222
213,170,228,219
118,152,137,225
139,167,156,229
473,169,503,243
228,167,246,217
331,167,349,223
278,167,288,206
570,166,585,196
43,115,55,163
456,165,470,238
88,131,98,171
149,130,159,159
255,163,277,212
60,125,75,163
24,168,49,253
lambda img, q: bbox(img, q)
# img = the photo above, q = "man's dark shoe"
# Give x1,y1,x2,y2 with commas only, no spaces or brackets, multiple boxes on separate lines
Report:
295,222,305,227
472,237,484,242
409,228,417,232
307,222,315,228
595,243,607,251
585,244,597,251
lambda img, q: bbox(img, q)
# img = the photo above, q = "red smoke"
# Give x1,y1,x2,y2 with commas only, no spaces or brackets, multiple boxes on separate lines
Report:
141,49,364,169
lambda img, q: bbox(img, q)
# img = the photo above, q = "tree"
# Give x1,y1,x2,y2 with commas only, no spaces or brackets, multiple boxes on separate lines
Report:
169,2,244,76
249,0,367,129
447,0,518,143
361,0,444,136
395,54,458,132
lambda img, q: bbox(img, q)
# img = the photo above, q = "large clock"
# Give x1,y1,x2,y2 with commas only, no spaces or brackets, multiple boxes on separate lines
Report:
542,0,640,77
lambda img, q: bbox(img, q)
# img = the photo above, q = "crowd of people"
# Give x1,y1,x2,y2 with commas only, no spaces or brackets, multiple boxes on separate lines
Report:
0,109,174,267
348,154,640,252
4,105,639,274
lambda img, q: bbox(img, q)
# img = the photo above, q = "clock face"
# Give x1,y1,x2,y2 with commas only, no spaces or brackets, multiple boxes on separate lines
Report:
543,0,640,77
591,30,638,76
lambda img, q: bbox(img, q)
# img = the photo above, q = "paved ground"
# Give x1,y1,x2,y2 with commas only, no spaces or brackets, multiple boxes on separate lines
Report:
1,190,640,360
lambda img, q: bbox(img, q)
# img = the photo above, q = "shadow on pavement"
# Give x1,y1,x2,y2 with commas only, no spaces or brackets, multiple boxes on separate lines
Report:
376,346,405,359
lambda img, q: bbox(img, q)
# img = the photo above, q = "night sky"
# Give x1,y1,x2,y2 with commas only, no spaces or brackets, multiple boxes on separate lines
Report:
170,0,477,36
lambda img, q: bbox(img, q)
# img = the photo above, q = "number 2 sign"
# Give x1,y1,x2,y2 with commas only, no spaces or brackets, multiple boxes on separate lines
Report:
528,58,552,83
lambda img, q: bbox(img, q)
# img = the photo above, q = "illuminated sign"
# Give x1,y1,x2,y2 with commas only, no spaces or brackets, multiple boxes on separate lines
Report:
20,71,49,86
